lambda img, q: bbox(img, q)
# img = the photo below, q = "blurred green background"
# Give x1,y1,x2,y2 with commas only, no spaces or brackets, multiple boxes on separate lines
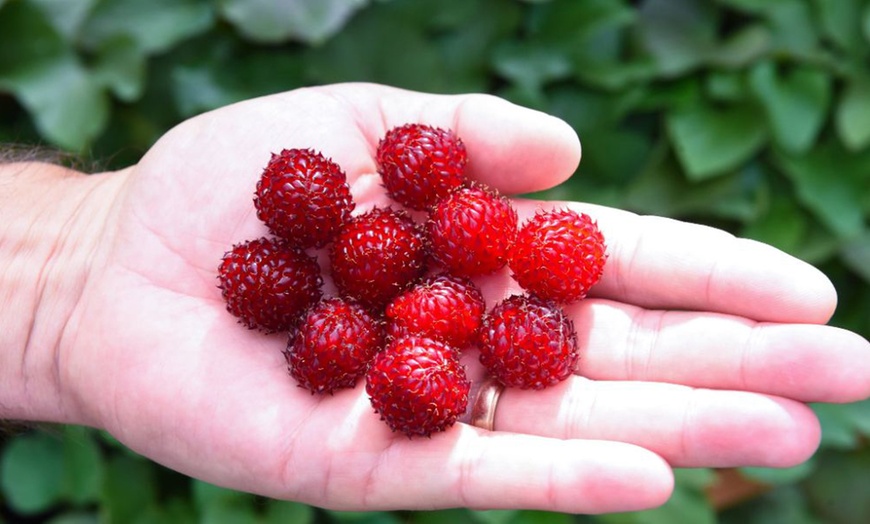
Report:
1,0,869,522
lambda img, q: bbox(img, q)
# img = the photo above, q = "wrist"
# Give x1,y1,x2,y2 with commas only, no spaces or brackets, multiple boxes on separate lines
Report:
0,161,126,424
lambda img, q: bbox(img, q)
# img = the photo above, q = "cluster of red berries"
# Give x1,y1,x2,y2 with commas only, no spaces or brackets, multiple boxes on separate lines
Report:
217,124,607,437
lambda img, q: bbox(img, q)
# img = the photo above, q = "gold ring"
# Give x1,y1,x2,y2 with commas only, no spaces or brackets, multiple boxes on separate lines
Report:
469,376,504,431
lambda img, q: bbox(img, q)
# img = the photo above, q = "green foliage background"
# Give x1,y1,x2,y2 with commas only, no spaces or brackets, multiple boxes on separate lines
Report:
1,0,869,522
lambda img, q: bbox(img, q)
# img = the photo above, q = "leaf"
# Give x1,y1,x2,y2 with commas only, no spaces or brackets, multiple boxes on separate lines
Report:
80,0,214,54
0,431,66,515
29,0,99,41
45,513,100,524
62,425,104,506
811,403,862,450
708,25,771,69
303,7,447,92
218,0,367,45
491,41,572,91
667,101,768,180
840,231,870,284
836,77,870,151
773,143,866,239
748,61,831,153
0,0,108,150
813,0,865,53
741,192,808,256
91,35,146,101
263,499,314,524
101,455,157,524
764,0,819,55
804,448,870,524
740,458,816,485
470,510,519,524
636,0,718,76
718,485,822,524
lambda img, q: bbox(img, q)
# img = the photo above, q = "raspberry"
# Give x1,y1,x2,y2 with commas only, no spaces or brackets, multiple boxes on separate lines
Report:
366,336,470,437
385,273,485,349
376,124,468,210
427,184,518,277
285,297,385,394
218,237,322,332
510,209,607,303
478,294,578,390
329,207,427,308
254,148,354,248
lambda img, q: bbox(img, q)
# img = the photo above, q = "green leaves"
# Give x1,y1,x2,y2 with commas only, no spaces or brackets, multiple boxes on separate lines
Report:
667,101,768,180
0,1,107,151
218,0,367,45
748,61,831,154
0,427,103,516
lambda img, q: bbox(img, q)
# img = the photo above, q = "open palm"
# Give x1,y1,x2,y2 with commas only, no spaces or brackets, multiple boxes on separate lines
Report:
62,83,870,514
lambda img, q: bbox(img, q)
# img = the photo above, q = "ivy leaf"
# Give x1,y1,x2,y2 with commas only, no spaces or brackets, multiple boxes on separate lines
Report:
218,0,367,45
748,61,831,154
80,0,214,54
636,0,718,76
773,143,866,239
813,0,865,53
836,77,870,151
101,455,157,524
91,35,146,101
29,0,99,41
667,101,768,180
0,0,108,151
303,7,447,92
804,449,870,523
840,230,870,284
0,431,65,515
62,426,104,506
492,41,572,91
708,24,771,69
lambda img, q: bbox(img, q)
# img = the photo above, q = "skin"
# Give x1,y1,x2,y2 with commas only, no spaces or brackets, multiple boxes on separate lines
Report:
1,83,868,514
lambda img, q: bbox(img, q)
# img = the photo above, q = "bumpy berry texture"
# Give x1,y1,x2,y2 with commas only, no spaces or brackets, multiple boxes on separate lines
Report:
510,209,607,303
366,336,470,437
254,148,354,248
427,185,518,277
330,207,427,308
376,123,468,211
386,273,485,349
478,294,578,390
285,297,385,394
218,237,323,333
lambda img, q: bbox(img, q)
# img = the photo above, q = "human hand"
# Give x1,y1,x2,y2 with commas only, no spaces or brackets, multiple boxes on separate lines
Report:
40,83,870,513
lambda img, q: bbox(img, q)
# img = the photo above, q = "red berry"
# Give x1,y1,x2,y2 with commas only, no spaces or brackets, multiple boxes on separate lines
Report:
254,148,354,248
510,209,607,303
427,185,518,277
376,124,468,210
218,237,322,332
386,273,485,349
285,297,385,394
366,336,470,437
478,295,578,390
329,207,427,308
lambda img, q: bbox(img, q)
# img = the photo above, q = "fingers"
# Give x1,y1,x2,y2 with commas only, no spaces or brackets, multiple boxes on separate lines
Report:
492,378,821,469
571,299,870,404
509,200,838,324
327,424,673,513
320,83,582,195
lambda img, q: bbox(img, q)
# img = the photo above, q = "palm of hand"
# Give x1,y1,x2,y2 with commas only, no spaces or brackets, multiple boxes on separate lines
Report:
64,84,870,513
